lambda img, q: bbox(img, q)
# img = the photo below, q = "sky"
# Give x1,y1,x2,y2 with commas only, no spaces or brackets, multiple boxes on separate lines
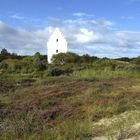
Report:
0,0,140,58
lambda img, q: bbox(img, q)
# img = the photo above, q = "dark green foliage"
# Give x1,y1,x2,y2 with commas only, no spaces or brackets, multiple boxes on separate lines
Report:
47,66,73,76
0,48,10,62
131,56,140,65
52,52,99,64
33,52,47,71
0,73,36,84
93,58,117,70
116,64,140,72
1,58,34,73
0,51,47,73
52,52,80,64
115,57,132,62
1,48,10,56
0,48,23,62
80,54,91,63
1,48,140,75
0,61,8,69
80,54,99,63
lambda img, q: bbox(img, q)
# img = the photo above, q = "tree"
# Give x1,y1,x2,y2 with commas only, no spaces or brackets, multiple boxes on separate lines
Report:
34,52,41,58
33,52,46,71
1,48,9,55
80,54,91,63
0,48,10,62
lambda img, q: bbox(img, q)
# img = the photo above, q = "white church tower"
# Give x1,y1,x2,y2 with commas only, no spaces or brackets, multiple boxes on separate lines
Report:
47,28,68,63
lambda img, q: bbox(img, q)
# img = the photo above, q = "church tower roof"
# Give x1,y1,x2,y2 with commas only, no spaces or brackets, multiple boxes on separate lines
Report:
48,28,66,43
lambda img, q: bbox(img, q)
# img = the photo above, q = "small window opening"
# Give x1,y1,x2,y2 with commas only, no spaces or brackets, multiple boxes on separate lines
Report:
56,50,58,53
56,39,58,42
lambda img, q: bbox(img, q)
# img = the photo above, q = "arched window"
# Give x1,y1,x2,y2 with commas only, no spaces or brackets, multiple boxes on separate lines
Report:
56,50,58,53
56,39,58,42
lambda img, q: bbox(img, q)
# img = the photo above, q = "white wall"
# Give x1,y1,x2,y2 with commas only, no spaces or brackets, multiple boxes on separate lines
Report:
47,28,68,63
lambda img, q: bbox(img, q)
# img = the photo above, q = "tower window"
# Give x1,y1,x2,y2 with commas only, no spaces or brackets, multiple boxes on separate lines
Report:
56,39,58,42
56,50,58,53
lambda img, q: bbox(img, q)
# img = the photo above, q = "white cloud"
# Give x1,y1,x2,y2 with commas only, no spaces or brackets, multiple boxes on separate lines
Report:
75,28,100,43
0,20,52,55
0,15,140,58
103,20,113,26
95,19,113,26
73,12,95,18
73,12,87,17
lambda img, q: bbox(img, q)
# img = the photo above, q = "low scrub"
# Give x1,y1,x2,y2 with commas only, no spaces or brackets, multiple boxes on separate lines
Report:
71,69,134,80
47,67,73,76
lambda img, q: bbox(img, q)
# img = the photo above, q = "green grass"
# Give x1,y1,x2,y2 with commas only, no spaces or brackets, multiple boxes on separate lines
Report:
0,67,140,139
71,69,140,80
0,73,36,84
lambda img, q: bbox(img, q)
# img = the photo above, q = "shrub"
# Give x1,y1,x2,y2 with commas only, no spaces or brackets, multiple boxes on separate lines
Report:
47,67,73,76
93,58,117,70
0,61,8,69
34,59,47,71
131,56,140,65
116,64,140,72
51,52,80,64
33,52,47,71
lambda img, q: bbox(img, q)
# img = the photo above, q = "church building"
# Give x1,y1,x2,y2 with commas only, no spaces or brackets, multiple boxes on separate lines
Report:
47,28,68,63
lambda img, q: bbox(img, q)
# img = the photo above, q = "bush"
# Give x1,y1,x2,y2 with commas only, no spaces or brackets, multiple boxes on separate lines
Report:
47,67,73,76
2,59,23,72
1,58,36,73
0,61,8,70
131,56,140,65
116,64,140,72
34,59,47,71
51,52,80,64
33,52,47,71
93,58,117,70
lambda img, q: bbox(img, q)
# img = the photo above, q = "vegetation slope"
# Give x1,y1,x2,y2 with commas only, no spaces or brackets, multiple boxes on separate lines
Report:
0,49,140,140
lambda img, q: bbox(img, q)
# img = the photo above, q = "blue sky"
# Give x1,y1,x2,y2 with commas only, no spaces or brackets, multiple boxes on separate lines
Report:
0,0,140,58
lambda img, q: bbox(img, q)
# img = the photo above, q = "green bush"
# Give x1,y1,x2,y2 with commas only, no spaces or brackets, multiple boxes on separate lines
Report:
116,64,140,72
71,69,133,80
93,58,117,70
51,52,80,64
33,52,47,71
0,61,8,70
131,56,140,65
47,67,73,76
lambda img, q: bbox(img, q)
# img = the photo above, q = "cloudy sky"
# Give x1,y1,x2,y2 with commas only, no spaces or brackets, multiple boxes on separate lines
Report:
0,0,140,58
